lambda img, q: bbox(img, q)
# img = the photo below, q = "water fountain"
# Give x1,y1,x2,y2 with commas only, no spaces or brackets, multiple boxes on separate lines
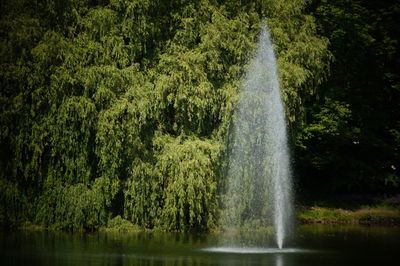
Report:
222,24,293,249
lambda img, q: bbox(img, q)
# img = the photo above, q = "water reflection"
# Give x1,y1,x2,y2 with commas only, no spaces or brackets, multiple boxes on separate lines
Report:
1,225,400,266
276,254,283,266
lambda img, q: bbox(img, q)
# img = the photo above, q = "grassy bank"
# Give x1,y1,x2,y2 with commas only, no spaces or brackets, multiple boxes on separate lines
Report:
297,205,400,225
15,205,400,233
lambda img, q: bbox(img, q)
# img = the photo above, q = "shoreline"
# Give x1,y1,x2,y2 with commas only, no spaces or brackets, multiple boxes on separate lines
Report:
297,206,400,226
7,206,400,232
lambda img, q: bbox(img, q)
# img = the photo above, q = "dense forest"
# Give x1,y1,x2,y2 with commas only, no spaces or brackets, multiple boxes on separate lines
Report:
1,0,399,231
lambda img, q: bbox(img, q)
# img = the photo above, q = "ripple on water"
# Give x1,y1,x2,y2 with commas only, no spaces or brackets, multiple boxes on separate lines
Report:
200,247,312,254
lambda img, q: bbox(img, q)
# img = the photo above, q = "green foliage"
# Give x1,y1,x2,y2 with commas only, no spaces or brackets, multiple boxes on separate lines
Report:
0,179,30,227
306,100,351,137
296,0,400,194
35,177,118,231
104,215,140,232
298,99,354,169
298,207,351,221
297,206,400,223
0,0,331,230
267,0,332,124
156,136,220,230
125,135,220,231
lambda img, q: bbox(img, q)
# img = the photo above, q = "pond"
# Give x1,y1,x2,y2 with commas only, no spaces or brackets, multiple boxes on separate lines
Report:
1,225,399,265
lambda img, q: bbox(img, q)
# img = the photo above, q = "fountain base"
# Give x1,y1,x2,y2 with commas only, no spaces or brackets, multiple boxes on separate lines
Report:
201,247,310,254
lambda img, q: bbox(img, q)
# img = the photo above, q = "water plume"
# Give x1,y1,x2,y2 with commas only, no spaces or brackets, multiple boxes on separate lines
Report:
223,24,293,249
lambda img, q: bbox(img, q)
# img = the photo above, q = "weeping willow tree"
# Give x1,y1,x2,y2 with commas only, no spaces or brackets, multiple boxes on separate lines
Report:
0,0,329,230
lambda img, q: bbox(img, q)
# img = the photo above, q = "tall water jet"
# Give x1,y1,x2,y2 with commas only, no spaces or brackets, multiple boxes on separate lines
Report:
223,24,293,249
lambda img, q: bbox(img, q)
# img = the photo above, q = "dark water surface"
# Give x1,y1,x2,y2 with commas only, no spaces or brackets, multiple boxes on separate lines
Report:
1,225,399,266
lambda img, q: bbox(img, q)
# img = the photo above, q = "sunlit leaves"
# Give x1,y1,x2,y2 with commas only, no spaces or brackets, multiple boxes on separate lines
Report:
0,0,331,230
124,135,220,231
